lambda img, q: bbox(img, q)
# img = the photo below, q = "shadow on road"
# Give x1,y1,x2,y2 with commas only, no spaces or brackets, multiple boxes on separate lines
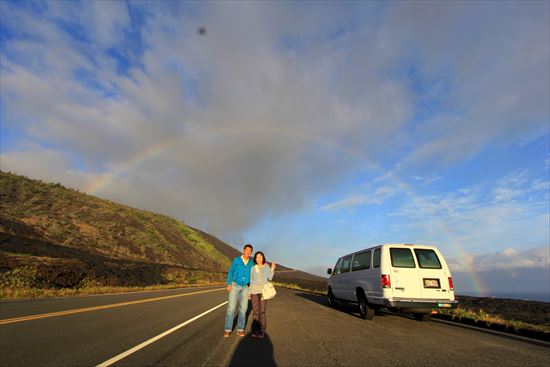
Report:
228,332,276,367
294,292,389,319
293,292,326,306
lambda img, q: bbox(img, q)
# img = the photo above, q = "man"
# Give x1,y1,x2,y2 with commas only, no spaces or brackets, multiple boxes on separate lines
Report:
224,243,254,337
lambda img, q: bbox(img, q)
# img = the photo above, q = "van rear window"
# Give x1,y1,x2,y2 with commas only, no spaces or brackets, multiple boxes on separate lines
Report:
373,249,380,268
390,248,416,268
414,249,442,269
352,251,371,271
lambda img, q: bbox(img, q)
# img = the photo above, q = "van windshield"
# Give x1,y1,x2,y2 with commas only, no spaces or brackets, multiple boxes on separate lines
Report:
414,249,442,269
333,258,342,274
390,248,416,268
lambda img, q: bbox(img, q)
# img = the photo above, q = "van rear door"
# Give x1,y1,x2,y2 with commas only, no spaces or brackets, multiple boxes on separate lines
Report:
414,248,451,300
389,247,421,299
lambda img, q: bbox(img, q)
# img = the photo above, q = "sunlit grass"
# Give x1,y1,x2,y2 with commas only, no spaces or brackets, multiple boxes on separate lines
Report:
440,307,550,333
0,282,226,300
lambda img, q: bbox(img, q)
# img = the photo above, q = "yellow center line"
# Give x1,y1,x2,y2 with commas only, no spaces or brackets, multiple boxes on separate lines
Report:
0,287,225,325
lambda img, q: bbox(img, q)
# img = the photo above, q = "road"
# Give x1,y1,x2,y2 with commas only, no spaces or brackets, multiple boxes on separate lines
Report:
1,286,548,366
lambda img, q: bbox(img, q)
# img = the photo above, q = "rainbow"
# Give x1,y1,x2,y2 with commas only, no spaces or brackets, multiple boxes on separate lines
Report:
83,124,486,295
84,138,181,194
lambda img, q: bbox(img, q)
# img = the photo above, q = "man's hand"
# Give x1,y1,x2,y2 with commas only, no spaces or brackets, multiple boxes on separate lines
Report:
227,285,232,292
271,262,276,271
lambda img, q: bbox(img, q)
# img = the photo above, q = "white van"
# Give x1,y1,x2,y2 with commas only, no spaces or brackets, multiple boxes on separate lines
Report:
327,244,458,320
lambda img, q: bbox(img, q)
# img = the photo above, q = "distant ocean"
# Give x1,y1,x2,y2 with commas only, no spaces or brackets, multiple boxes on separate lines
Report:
458,292,550,303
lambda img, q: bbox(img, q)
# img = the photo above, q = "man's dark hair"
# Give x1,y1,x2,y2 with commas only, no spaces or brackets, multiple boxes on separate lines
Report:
244,243,253,251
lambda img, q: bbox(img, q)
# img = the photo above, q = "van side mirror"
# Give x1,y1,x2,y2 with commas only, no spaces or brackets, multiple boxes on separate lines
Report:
327,268,332,275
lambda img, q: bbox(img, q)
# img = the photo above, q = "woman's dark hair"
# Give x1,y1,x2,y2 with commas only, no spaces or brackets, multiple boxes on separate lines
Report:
253,251,266,265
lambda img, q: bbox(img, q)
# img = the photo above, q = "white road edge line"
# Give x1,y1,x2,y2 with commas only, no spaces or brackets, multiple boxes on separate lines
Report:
96,301,228,367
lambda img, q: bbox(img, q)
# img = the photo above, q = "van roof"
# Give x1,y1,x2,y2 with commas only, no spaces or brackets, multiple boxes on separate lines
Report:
338,243,438,259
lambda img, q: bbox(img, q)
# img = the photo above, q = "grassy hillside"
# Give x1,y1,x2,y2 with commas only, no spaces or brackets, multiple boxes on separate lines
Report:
0,171,238,294
0,171,327,298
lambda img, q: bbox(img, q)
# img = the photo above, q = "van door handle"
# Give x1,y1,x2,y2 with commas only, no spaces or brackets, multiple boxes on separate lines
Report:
395,287,405,290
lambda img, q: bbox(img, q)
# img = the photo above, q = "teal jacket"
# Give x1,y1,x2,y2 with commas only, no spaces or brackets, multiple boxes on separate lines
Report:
226,256,254,287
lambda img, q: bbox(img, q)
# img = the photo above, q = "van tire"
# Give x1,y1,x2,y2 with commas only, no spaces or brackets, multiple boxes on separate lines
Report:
358,293,375,320
327,289,337,308
414,313,431,321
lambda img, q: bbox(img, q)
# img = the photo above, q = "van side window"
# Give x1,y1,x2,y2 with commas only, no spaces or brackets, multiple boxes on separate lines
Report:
333,258,342,274
352,251,371,271
390,248,416,268
340,255,353,273
373,248,381,268
414,249,442,269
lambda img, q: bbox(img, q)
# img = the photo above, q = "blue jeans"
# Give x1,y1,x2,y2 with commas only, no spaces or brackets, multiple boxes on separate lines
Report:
224,283,249,332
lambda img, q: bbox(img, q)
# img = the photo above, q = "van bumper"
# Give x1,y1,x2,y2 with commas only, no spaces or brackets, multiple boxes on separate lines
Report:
384,299,459,312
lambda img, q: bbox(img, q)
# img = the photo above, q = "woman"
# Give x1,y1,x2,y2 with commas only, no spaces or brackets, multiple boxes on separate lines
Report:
249,251,276,338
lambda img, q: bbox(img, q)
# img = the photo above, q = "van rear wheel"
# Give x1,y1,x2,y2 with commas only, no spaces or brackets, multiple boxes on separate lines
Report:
358,293,375,320
414,313,431,321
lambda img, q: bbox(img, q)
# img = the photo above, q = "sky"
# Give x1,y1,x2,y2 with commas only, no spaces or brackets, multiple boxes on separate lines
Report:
1,1,549,298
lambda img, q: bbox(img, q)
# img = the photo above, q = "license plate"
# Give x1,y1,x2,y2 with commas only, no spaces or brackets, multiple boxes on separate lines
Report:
423,278,440,288
438,303,451,308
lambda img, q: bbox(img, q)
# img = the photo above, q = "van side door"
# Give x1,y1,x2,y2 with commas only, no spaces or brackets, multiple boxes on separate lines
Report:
351,251,372,300
338,255,354,301
329,258,343,298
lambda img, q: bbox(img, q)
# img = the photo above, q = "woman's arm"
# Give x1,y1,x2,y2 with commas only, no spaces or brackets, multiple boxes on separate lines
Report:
267,266,274,281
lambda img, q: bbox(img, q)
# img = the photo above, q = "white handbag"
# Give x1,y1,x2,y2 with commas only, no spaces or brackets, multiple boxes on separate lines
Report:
262,282,277,300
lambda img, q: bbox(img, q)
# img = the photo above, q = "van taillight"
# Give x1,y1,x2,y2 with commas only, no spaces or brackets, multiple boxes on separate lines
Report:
381,274,391,288
448,277,454,291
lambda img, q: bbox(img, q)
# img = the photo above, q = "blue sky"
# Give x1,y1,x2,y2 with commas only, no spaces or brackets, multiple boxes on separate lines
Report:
1,1,548,296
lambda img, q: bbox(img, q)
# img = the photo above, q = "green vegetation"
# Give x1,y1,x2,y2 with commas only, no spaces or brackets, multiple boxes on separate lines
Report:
176,222,231,268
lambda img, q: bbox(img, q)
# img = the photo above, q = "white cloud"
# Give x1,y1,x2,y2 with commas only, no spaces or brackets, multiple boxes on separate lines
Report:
447,246,549,272
390,2,550,166
386,168,549,256
493,169,549,203
321,186,399,211
410,175,442,185
0,145,93,190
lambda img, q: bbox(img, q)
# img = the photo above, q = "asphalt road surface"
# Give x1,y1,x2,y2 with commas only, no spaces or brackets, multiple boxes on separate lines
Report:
1,286,548,367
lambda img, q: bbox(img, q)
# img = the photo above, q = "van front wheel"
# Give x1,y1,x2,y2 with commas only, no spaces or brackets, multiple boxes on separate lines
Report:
358,294,375,320
327,289,337,308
